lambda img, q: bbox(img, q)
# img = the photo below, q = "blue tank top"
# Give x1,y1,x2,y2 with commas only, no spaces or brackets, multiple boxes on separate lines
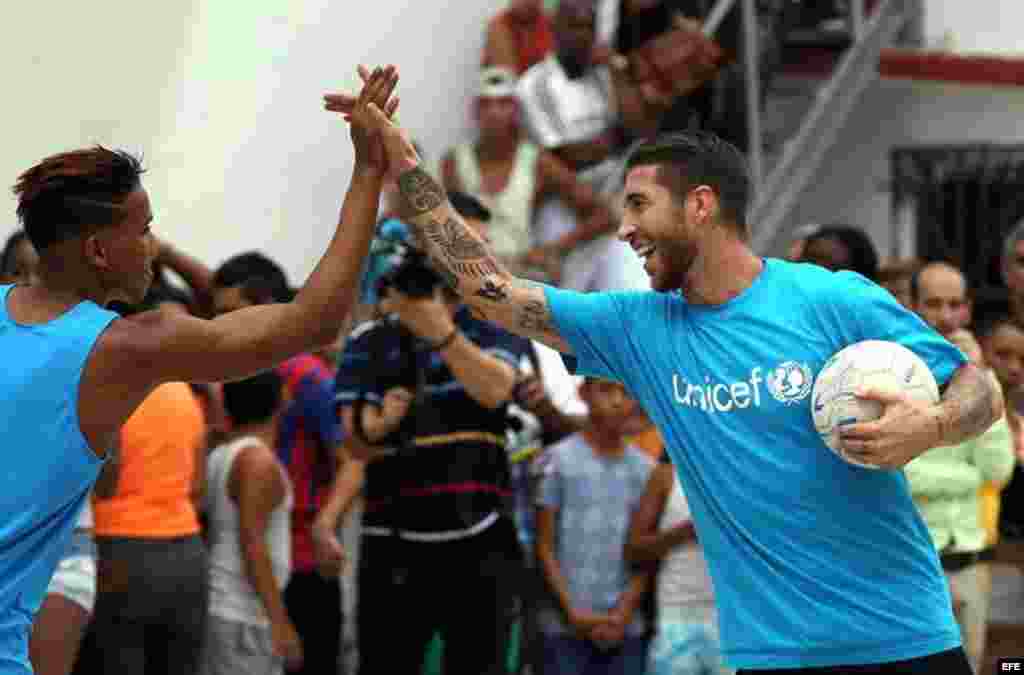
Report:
0,285,118,673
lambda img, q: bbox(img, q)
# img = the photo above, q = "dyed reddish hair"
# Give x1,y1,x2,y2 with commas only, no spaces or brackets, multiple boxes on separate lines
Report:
13,146,144,251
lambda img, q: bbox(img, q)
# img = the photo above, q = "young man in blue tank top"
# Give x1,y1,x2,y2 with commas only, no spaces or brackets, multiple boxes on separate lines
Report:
334,99,1003,673
0,66,400,675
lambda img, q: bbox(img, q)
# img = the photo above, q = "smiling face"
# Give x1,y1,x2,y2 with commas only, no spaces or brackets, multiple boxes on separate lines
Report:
617,164,710,293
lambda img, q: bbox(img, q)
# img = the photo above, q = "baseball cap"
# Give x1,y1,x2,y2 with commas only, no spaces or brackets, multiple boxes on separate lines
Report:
479,66,518,99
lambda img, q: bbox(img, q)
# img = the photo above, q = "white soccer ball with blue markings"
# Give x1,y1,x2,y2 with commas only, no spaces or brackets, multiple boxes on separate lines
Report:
811,340,939,468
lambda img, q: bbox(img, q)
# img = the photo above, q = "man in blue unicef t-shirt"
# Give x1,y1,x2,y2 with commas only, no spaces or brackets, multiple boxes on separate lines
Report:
379,120,1005,674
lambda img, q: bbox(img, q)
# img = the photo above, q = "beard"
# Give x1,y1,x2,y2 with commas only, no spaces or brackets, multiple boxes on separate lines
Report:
646,239,695,294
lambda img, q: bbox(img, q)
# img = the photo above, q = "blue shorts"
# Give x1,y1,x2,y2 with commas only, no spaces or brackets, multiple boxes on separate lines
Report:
648,619,727,675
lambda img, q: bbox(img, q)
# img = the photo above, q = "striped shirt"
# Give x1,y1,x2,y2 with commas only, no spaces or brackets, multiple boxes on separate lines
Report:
335,308,530,537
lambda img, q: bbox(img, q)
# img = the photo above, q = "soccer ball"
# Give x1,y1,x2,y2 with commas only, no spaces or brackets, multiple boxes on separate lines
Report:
811,340,939,468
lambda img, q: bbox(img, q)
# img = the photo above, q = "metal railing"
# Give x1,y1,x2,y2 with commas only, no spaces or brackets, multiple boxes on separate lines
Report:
890,145,1024,300
700,0,915,253
701,0,762,188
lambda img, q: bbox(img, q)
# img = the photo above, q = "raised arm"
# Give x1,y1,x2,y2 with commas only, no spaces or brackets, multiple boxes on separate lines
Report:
111,67,399,386
112,165,382,385
397,164,571,354
75,68,401,458
322,79,573,354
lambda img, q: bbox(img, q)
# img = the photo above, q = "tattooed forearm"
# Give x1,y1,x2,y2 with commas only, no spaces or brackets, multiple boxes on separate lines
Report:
474,277,510,303
422,217,496,265
453,260,501,277
435,218,489,261
420,216,501,279
392,164,572,354
398,167,445,215
936,363,1001,446
394,167,504,284
519,299,556,335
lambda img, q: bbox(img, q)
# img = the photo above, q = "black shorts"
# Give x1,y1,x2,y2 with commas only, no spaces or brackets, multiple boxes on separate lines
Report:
737,647,971,675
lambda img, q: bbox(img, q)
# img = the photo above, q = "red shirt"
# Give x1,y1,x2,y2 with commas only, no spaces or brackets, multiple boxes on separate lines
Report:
497,8,554,74
275,354,341,572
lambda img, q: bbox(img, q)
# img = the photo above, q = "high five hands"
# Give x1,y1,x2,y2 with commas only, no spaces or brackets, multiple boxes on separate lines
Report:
324,65,400,176
324,64,421,181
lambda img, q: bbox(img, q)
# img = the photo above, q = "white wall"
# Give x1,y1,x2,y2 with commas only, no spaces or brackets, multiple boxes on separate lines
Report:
0,0,504,284
778,78,1024,258
923,0,1024,55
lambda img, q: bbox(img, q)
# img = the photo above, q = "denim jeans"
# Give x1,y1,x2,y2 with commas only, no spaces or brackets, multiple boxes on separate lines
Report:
542,634,649,675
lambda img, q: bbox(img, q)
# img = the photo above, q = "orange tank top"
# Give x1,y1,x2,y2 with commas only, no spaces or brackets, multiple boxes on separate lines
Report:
93,382,206,537
627,424,665,461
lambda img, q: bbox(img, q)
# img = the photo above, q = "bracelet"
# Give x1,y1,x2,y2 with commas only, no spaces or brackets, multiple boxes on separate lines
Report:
428,328,458,352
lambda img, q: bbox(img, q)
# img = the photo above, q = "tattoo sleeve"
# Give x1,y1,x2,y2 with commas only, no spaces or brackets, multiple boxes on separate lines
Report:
395,165,572,353
519,298,557,334
936,363,1001,446
397,167,445,215
474,277,510,303
420,217,501,278
396,167,502,284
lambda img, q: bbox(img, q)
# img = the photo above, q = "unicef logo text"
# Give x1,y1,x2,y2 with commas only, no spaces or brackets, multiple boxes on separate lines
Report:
672,362,815,414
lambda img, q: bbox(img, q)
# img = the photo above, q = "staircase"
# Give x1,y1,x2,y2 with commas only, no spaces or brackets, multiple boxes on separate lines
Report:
708,0,921,254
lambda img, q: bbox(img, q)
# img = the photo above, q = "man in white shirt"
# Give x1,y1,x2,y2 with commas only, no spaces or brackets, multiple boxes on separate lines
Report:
517,0,651,292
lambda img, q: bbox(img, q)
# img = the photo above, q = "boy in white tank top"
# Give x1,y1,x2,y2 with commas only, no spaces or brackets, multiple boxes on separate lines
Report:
200,371,299,675
627,460,727,675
